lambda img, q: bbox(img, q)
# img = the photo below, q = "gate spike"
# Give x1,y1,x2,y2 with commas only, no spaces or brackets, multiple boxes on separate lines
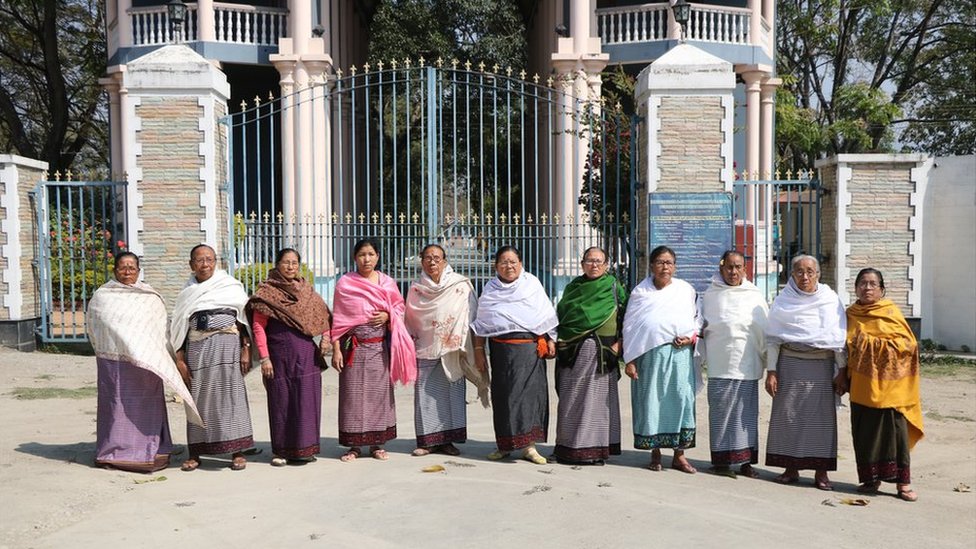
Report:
54,171,61,181
444,213,453,224
499,213,507,224
546,75,554,88
512,213,520,224
404,58,412,69
485,214,493,224
363,62,370,73
540,213,547,224
492,63,500,74
533,73,540,84
526,214,533,224
240,99,247,111
350,65,357,75
376,60,384,72
277,212,284,222
331,213,338,223
385,213,392,223
398,212,405,223
435,57,443,68
457,214,465,224
390,59,398,70
249,211,257,221
607,212,614,222
371,212,379,223
775,169,782,180
505,66,512,77
412,212,420,223
519,69,526,80
263,212,270,222
418,56,426,67
451,58,459,69
234,212,244,222
477,61,485,72
593,212,601,223
254,95,261,106
345,213,352,223
358,213,365,223
65,170,73,181
622,213,630,223
268,91,275,100
786,169,793,179
335,67,343,78
463,60,471,71
553,213,560,224
471,214,479,224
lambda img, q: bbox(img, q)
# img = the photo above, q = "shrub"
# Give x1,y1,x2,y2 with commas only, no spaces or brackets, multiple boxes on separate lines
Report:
47,216,124,303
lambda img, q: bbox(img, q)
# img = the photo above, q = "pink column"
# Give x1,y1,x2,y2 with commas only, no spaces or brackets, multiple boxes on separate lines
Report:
742,70,763,220
289,0,312,54
748,0,761,47
118,0,132,47
197,0,215,42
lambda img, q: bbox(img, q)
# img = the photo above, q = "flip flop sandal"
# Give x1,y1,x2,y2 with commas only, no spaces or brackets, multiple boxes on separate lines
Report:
270,457,287,467
897,488,918,502
739,465,760,479
671,460,697,474
180,458,200,472
230,456,247,471
411,448,431,457
774,473,799,484
647,462,663,471
815,478,833,491
340,448,361,462
522,447,547,465
370,448,389,461
487,450,510,461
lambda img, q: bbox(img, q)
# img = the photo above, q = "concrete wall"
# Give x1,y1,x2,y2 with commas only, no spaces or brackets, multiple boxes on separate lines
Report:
921,155,976,351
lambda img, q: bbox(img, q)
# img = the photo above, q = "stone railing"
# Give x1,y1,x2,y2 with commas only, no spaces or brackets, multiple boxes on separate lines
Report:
596,2,767,47
128,2,287,47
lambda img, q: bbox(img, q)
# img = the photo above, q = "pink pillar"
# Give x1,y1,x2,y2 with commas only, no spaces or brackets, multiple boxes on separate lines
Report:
742,70,763,220
748,0,761,47
118,0,132,47
197,0,215,42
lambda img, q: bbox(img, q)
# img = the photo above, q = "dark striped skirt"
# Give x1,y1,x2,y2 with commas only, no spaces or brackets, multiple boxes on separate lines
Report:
95,358,173,472
413,357,467,448
185,310,254,456
707,378,759,466
851,402,911,484
265,319,322,459
488,332,549,452
554,336,621,463
765,352,837,471
338,324,396,447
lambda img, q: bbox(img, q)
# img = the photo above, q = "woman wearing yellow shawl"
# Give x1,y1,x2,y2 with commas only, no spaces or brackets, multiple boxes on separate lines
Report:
846,268,923,502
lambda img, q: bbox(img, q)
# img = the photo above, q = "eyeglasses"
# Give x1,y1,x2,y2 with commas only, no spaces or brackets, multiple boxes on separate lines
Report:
582,259,606,266
279,260,299,266
116,265,139,271
856,281,881,288
793,269,818,278
192,257,216,265
497,260,519,267
422,256,444,264
652,260,675,267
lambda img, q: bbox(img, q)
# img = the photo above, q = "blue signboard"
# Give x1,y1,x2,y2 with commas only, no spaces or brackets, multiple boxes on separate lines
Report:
648,192,734,294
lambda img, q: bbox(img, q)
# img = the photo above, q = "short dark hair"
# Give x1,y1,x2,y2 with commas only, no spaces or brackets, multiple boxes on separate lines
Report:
494,245,521,264
353,238,379,257
113,251,140,269
649,245,676,264
275,247,301,265
421,243,446,259
720,249,744,264
190,243,215,260
582,246,608,263
855,267,886,290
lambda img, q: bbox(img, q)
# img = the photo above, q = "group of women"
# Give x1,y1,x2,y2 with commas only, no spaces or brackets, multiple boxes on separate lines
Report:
87,240,923,501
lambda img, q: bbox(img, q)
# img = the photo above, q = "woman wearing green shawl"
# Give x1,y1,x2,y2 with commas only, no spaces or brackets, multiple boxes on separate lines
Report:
553,247,628,465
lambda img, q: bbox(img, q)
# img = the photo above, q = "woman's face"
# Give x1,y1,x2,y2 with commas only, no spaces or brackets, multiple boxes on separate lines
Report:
114,256,139,285
355,244,379,276
421,247,445,282
277,251,300,280
190,246,216,283
791,258,819,293
494,251,522,283
720,254,745,286
855,272,883,305
650,251,676,288
581,250,608,280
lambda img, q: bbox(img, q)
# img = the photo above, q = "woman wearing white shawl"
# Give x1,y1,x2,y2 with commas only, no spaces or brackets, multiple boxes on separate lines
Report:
471,246,557,465
170,244,254,472
405,244,489,457
701,251,768,478
623,246,701,473
764,255,847,491
87,252,202,473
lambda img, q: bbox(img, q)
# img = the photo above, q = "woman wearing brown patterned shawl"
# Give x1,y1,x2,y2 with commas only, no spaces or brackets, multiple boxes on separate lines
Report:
246,248,331,467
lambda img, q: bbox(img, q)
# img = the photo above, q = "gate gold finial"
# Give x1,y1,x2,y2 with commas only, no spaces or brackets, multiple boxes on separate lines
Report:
363,62,370,73
268,91,275,100
622,213,630,223
371,212,379,223
350,65,358,76
254,95,261,106
398,212,405,223
345,212,352,223
377,60,384,71
385,213,392,223
240,99,247,111
331,213,338,223
263,212,270,222
540,213,547,224
435,57,444,68
499,213,506,224
54,170,61,181
234,212,243,222
418,56,426,67
404,58,412,69
318,213,325,222
775,169,782,180
492,63,500,74
477,61,485,72
444,213,453,224
249,211,257,221
526,214,533,224
533,73,540,84
505,66,512,77
471,213,479,224
464,60,471,71
65,170,73,181
546,75,554,88
592,212,600,223
786,169,793,179
554,213,562,224
485,213,493,224
519,69,526,80
457,213,465,224
390,59,398,70
358,213,365,223
276,212,284,222
607,212,614,222
512,213,520,224
451,58,459,69
412,212,420,223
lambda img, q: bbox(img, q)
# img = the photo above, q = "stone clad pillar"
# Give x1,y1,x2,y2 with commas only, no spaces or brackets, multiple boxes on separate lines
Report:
119,45,231,307
816,154,933,321
0,155,46,350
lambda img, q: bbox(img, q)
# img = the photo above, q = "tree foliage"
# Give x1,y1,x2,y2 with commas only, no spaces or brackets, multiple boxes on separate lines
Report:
0,0,107,177
775,0,973,169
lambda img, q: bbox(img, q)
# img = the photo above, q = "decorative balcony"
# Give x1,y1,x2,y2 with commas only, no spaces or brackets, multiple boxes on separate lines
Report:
595,2,772,66
127,2,288,46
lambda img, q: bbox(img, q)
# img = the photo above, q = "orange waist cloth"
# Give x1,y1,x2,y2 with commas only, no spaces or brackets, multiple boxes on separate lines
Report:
490,335,547,358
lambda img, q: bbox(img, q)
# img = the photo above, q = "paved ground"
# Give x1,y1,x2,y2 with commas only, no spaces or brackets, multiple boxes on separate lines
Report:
1,346,974,548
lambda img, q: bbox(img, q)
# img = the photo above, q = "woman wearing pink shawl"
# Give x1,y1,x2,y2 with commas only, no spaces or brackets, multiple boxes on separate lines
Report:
331,239,417,461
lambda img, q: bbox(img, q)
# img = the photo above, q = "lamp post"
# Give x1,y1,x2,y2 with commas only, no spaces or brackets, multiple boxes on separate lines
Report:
167,0,187,44
672,0,691,42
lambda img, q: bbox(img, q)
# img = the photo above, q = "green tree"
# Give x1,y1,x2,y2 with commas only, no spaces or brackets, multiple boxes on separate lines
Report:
775,0,972,169
0,0,108,177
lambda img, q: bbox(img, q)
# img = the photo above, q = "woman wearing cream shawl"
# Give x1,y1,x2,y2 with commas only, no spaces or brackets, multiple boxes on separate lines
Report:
471,246,558,465
764,255,847,491
846,268,923,502
623,245,701,474
404,244,489,457
701,250,767,478
331,239,417,462
88,252,201,473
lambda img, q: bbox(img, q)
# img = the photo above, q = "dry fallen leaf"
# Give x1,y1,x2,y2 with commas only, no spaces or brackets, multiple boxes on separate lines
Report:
839,498,870,506
133,475,167,484
820,499,835,507
422,465,445,473
954,483,971,493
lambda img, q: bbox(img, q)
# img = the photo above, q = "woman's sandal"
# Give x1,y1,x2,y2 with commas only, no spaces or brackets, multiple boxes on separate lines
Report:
522,447,547,465
857,480,881,494
270,457,287,467
487,450,510,461
739,464,760,479
671,459,697,474
814,477,833,491
340,447,361,462
411,448,431,457
230,455,247,471
897,486,918,502
370,447,389,461
436,444,461,456
180,457,200,472
774,472,800,484
647,461,663,471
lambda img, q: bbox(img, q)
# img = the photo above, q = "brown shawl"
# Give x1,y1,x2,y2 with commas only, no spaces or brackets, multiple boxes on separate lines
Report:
246,268,331,337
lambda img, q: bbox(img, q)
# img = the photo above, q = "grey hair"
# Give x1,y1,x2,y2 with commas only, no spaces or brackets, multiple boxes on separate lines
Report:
791,254,820,273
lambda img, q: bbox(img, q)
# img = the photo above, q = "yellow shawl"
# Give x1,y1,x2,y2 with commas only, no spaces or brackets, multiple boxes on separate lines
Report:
846,299,924,449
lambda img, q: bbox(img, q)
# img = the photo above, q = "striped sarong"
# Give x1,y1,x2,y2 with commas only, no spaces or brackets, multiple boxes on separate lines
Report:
631,343,696,450
185,310,254,456
95,358,173,472
414,358,467,448
264,319,322,459
765,352,837,470
707,378,759,466
554,336,621,462
488,332,549,452
338,324,396,446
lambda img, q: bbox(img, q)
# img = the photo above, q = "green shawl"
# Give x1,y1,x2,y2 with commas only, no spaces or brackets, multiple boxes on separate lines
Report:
555,274,628,374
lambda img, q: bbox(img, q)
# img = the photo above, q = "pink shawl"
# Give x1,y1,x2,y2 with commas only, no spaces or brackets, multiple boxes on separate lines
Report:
331,270,417,385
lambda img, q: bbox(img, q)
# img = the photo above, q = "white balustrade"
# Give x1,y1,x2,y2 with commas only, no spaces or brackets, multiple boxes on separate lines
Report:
127,2,286,47
596,2,759,46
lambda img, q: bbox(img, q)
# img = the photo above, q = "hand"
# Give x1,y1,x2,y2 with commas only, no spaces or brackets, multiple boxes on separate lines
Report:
625,362,638,380
610,340,621,355
332,350,344,373
367,311,390,326
673,335,694,347
240,345,251,375
176,358,192,387
544,339,556,359
474,349,488,374
261,358,274,380
833,369,849,396
765,371,778,398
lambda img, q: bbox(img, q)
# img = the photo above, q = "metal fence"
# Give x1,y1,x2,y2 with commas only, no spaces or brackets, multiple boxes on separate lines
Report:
31,179,128,342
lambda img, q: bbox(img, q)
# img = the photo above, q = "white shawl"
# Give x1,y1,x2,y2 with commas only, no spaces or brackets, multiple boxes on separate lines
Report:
471,270,558,339
701,274,768,380
87,280,203,426
765,278,847,351
622,277,700,364
169,270,250,351
405,265,489,407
